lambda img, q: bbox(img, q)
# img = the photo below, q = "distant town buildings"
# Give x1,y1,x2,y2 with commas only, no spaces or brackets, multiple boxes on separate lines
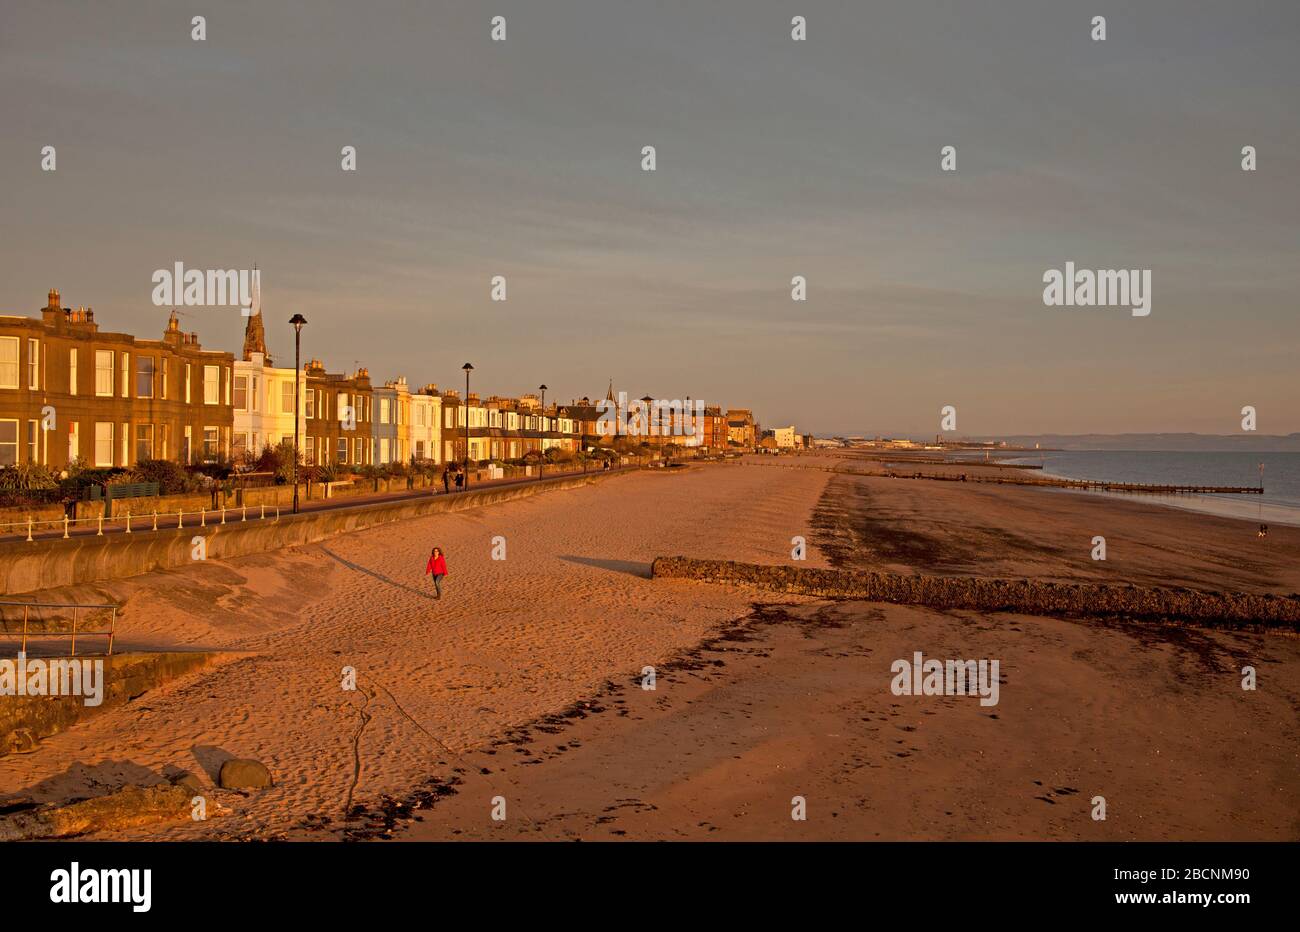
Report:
773,425,797,449
1,289,788,471
726,409,757,448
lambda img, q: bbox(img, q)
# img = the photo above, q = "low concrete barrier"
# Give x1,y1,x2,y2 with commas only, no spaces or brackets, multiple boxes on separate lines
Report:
0,470,626,595
1,650,227,757
650,557,1300,628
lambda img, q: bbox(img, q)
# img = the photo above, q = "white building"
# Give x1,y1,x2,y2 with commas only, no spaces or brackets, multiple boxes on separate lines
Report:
774,425,797,449
410,385,442,463
232,350,306,461
373,376,411,465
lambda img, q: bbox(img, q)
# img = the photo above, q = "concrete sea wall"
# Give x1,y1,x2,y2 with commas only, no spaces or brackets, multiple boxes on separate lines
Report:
1,650,226,757
651,557,1300,629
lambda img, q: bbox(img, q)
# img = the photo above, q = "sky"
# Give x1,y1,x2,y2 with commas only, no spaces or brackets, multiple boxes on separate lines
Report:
1,0,1297,437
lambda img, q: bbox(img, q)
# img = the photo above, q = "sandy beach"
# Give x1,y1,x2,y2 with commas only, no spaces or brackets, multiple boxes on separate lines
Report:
1,456,1296,841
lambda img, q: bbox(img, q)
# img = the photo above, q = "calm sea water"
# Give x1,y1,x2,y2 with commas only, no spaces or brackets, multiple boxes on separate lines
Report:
1001,451,1300,526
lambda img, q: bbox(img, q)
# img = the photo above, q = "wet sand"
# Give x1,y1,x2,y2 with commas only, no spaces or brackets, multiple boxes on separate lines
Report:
402,601,1298,841
1,457,1296,840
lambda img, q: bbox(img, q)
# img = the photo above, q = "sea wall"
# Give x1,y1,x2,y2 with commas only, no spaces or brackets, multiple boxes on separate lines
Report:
651,557,1300,628
0,471,626,595
1,650,226,757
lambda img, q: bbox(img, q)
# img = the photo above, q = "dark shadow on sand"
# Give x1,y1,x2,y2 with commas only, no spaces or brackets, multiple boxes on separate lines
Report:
321,547,438,600
559,556,652,578
1,758,163,807
191,745,238,784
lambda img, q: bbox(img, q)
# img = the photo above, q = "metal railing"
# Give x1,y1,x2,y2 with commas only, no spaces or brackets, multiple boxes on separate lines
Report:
0,600,118,657
0,504,281,542
0,458,656,542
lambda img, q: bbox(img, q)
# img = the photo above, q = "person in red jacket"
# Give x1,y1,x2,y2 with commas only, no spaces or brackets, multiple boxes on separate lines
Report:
425,546,448,599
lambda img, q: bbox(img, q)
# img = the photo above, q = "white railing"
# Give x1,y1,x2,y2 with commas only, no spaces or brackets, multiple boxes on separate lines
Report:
0,504,281,542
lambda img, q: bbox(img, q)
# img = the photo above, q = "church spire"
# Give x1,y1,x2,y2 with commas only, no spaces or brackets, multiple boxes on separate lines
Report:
242,264,270,362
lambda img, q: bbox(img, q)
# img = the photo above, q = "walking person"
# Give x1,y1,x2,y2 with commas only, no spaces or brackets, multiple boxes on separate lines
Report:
455,471,464,492
442,467,450,494
425,546,448,599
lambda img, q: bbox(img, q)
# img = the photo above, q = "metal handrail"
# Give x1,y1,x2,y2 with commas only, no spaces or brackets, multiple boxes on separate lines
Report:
0,601,118,657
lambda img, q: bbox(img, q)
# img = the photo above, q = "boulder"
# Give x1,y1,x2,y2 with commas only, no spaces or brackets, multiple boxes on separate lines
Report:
168,770,204,795
219,758,273,790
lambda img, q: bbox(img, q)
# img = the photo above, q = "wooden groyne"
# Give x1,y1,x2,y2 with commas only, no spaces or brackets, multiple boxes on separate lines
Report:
748,461,1263,495
651,557,1300,629
880,471,1263,494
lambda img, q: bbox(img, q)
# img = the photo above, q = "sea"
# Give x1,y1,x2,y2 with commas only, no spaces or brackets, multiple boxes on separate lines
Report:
998,450,1300,527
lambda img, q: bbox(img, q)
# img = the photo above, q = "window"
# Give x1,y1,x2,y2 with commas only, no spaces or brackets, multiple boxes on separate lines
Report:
28,420,39,464
0,420,17,466
94,422,113,467
202,427,219,462
0,337,19,389
281,380,296,414
137,356,155,398
203,365,219,404
380,398,391,424
415,440,425,460
225,368,232,406
252,376,259,412
121,352,130,397
121,422,129,465
95,350,114,396
67,421,79,463
338,392,349,422
136,423,154,461
337,437,348,463
27,339,39,389
354,437,363,464
185,364,192,403
234,375,248,411
379,437,389,464
161,361,168,399
305,436,315,466
182,426,192,464
69,348,78,395
304,390,315,419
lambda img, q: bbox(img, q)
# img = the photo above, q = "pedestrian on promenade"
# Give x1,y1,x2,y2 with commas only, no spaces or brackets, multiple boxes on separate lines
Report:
455,471,464,491
425,546,448,599
442,467,450,494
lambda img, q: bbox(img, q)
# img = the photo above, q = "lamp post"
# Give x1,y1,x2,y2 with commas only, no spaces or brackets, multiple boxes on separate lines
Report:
538,384,547,480
641,395,655,466
462,363,473,490
289,314,307,513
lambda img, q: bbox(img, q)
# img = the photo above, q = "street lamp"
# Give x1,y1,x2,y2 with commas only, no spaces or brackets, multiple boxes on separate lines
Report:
462,363,473,490
289,314,307,513
641,395,655,466
538,383,547,480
